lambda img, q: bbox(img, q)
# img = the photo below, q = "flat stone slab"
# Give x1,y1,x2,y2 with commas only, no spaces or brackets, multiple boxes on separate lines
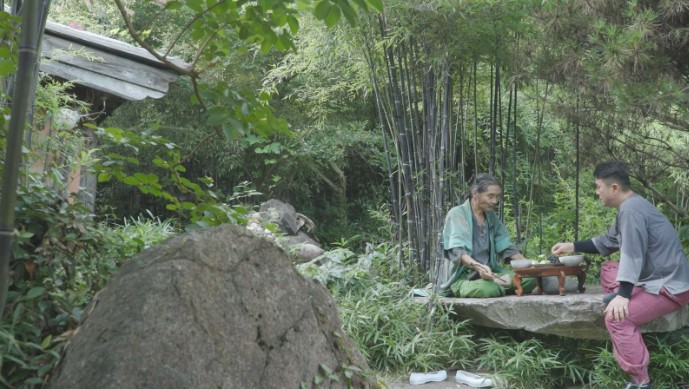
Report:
415,285,689,339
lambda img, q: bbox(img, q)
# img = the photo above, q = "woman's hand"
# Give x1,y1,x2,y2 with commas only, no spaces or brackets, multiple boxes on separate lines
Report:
551,242,574,256
471,262,493,278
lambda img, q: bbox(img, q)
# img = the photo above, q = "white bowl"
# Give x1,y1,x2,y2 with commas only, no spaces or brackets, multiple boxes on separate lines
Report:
559,255,584,266
510,259,533,269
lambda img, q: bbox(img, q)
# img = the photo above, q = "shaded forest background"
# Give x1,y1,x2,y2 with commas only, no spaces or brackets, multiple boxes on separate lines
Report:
54,0,689,269
4,0,689,387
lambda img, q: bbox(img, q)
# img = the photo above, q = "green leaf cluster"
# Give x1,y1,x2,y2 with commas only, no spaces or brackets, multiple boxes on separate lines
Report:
202,84,290,138
93,124,252,230
476,337,568,389
313,0,382,27
0,11,18,76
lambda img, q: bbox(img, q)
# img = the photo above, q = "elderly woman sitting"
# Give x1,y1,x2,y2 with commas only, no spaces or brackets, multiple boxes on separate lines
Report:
440,173,536,298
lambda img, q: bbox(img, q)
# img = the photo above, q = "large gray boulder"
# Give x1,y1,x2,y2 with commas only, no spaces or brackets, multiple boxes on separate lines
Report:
48,224,375,389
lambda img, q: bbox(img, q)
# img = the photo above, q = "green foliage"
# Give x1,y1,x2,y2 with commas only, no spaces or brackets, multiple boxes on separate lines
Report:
58,0,390,250
201,84,290,138
50,1,125,38
340,284,476,373
12,175,101,293
2,176,103,387
98,214,178,264
0,305,61,388
467,329,689,389
645,333,689,386
0,11,19,78
313,0,383,27
299,243,476,373
99,82,250,209
475,335,586,389
586,343,628,389
33,75,87,116
93,124,251,230
263,15,375,123
277,122,389,247
100,97,389,248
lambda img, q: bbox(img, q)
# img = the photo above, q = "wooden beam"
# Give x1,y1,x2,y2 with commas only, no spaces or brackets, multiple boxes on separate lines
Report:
40,61,167,100
42,34,179,96
44,20,191,73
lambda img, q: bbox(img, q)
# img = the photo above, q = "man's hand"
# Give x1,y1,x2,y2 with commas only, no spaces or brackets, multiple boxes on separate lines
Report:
604,295,630,321
551,242,574,256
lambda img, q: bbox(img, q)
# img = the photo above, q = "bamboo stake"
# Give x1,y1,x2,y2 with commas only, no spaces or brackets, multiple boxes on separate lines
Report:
1,0,45,317
472,59,478,174
504,82,513,221
363,31,400,250
523,82,550,254
575,94,580,241
512,82,521,243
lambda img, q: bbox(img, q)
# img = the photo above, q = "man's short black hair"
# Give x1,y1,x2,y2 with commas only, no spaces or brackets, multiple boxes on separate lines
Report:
594,161,631,191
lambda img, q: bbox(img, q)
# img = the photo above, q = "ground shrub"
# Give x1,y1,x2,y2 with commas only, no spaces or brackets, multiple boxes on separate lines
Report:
1,183,177,389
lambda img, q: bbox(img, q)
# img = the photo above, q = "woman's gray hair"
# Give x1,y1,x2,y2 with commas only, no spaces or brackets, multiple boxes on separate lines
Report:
468,173,501,199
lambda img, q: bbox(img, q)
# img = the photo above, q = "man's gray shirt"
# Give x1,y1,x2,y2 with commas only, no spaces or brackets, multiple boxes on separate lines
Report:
592,194,689,295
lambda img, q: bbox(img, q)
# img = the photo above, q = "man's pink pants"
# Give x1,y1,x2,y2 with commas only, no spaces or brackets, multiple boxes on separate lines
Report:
601,261,689,384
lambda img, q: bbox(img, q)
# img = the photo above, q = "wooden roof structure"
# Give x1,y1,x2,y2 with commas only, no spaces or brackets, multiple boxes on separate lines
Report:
39,18,191,120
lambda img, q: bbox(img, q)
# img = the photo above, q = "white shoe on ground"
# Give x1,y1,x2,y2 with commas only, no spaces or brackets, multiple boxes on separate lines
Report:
455,370,493,387
409,370,447,385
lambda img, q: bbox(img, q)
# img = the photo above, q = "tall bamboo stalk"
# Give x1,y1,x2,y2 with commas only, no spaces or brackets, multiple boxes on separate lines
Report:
433,70,451,286
575,94,580,241
503,81,512,221
489,61,496,176
457,68,466,203
1,0,44,317
512,82,520,243
523,82,550,253
378,15,418,269
472,59,478,174
364,37,400,256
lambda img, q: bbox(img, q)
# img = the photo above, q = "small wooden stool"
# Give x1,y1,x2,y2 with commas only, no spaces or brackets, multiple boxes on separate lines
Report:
513,263,587,296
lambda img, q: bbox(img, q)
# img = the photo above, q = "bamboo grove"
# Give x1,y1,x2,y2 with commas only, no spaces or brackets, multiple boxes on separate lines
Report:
360,0,689,280
363,1,541,279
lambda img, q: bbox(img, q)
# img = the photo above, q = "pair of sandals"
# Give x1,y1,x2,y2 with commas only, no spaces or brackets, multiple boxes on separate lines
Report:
409,370,493,387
